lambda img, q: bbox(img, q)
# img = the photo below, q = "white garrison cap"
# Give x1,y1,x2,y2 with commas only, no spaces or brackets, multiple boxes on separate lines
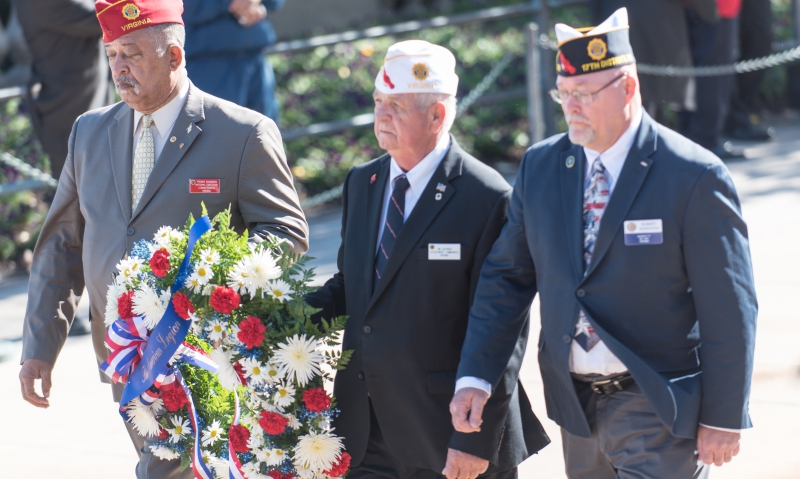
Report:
374,40,459,96
555,7,629,45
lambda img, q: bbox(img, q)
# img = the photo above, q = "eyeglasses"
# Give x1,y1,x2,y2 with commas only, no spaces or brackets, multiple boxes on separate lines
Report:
549,73,628,105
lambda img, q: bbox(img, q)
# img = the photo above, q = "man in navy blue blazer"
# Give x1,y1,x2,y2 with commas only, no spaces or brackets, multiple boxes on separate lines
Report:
448,8,757,478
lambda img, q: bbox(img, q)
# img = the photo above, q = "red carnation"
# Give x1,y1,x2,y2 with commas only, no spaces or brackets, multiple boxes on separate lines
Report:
324,452,351,477
228,424,250,453
161,384,189,412
210,286,240,315
149,249,171,278
237,316,266,349
302,387,331,413
233,361,247,385
156,427,168,440
171,292,195,320
118,291,134,320
259,411,289,435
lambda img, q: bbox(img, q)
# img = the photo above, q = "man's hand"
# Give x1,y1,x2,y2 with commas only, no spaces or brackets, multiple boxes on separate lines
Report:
697,425,741,467
229,0,267,27
450,387,490,433
19,358,53,409
442,448,489,479
228,0,259,16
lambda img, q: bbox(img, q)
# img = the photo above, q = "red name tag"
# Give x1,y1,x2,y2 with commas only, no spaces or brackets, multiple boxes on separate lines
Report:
189,179,220,194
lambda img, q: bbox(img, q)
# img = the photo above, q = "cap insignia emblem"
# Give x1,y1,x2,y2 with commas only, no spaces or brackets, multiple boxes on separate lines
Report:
121,3,141,21
382,69,395,89
412,63,429,81
587,38,608,61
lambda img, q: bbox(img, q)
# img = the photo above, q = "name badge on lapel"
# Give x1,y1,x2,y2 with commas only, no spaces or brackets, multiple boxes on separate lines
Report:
189,179,221,194
623,219,663,245
428,243,461,260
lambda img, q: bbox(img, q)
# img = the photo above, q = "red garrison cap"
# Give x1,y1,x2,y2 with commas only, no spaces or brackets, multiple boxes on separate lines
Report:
96,0,184,43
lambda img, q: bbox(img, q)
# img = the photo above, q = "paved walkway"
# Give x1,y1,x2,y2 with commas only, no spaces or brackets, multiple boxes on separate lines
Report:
1,123,798,478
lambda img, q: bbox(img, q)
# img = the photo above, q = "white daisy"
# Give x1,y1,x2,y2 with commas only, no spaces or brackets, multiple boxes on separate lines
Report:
192,262,214,285
167,414,192,443
227,261,254,296
272,382,296,408
202,420,225,447
206,319,227,342
293,431,344,473
104,280,127,326
263,361,283,384
245,248,281,291
273,334,324,387
184,275,204,294
211,348,242,391
265,280,294,303
240,357,271,385
241,461,263,479
202,284,215,296
198,248,220,265
116,257,143,284
286,414,302,430
293,461,316,479
153,226,175,246
224,323,244,348
247,427,265,451
150,444,180,460
125,396,164,437
132,284,171,330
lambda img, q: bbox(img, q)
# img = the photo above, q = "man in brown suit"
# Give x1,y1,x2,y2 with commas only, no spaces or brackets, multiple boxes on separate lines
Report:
18,2,308,477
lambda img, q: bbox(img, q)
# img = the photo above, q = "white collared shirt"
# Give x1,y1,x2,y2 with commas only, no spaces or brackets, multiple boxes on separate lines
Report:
375,134,450,253
568,108,643,377
132,81,190,161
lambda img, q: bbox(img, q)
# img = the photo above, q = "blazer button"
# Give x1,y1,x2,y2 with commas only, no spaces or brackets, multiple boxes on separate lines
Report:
126,227,135,236
363,325,372,334
358,372,364,380
562,335,572,344
576,289,586,298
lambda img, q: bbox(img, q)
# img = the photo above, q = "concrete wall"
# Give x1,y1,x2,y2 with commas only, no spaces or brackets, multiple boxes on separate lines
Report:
269,0,382,41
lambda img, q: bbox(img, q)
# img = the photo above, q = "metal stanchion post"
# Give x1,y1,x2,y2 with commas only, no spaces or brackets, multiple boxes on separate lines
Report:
535,0,556,137
526,23,545,144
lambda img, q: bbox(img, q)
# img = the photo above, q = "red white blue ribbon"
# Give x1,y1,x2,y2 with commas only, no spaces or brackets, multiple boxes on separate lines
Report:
175,368,216,479
228,388,247,479
101,316,148,384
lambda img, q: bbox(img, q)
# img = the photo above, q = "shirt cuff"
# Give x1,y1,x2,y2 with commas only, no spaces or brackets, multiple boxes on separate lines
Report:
455,377,492,395
699,423,742,433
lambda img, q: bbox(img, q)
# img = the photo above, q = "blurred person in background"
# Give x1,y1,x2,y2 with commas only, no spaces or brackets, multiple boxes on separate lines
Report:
725,0,775,141
0,1,31,89
14,0,114,183
183,0,284,122
679,0,743,158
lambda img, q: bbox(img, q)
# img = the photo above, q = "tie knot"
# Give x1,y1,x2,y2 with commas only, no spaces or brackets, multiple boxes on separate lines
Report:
142,114,153,129
591,158,605,173
393,175,410,193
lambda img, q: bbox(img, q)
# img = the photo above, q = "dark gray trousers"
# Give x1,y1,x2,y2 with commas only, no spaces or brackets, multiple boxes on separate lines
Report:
561,382,710,479
124,417,194,479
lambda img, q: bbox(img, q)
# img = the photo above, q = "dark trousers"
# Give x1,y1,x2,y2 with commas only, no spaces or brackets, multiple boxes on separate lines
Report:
728,0,773,127
187,51,279,123
561,381,709,479
679,10,739,150
349,401,518,479
123,416,193,479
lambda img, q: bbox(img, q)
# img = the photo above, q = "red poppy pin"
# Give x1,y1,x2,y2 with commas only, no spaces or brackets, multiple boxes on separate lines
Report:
370,174,377,184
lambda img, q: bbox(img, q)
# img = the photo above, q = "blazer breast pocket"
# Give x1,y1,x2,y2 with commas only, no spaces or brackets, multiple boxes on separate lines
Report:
185,177,227,193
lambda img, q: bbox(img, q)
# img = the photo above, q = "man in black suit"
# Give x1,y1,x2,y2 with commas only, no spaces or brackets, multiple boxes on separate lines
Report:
306,40,549,479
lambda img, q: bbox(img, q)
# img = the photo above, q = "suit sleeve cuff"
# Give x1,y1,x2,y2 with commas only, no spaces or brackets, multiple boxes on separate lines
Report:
699,423,742,433
455,377,492,395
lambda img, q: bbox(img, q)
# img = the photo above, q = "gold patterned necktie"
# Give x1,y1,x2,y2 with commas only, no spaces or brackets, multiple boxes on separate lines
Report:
131,114,155,212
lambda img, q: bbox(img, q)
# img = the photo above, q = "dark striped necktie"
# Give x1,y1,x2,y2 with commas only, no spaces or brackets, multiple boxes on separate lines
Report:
374,174,411,291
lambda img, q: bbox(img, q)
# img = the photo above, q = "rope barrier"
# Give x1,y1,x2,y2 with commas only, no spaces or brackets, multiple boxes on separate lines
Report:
0,151,57,196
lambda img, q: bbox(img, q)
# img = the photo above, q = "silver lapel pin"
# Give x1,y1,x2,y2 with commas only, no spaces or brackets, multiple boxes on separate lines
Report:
435,193,443,201
186,124,193,134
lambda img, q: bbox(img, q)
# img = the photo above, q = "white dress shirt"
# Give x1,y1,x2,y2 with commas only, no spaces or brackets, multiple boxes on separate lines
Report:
568,107,643,376
132,81,190,161
376,134,450,252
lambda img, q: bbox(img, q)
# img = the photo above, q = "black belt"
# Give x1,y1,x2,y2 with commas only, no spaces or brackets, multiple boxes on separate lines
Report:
573,373,636,396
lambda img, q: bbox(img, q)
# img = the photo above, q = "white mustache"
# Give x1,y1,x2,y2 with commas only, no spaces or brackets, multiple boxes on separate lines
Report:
114,75,140,95
565,113,591,125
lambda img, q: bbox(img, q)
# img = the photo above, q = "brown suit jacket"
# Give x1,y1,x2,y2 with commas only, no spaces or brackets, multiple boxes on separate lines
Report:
22,82,308,391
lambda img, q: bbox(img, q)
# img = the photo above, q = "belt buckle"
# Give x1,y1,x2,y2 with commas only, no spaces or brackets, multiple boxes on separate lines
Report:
590,377,626,395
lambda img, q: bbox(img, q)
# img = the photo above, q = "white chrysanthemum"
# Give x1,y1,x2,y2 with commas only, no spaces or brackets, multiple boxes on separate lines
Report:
104,280,127,326
206,319,227,342
210,348,241,391
273,334,324,387
246,248,281,291
199,248,221,265
293,461,316,479
293,431,344,473
241,357,271,385
167,415,191,443
265,280,294,303
209,456,229,479
150,444,180,460
202,420,225,447
116,257,143,284
227,261,254,296
192,262,214,285
272,382,296,408
126,396,164,437
287,414,302,430
133,284,171,330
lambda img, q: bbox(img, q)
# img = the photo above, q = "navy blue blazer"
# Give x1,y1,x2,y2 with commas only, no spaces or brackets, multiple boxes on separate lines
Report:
457,113,758,438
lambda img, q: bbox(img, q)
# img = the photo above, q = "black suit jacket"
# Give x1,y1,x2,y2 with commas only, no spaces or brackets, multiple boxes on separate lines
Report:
307,138,549,472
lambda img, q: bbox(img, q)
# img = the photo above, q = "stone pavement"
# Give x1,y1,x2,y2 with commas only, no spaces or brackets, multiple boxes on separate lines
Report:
0,123,798,478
